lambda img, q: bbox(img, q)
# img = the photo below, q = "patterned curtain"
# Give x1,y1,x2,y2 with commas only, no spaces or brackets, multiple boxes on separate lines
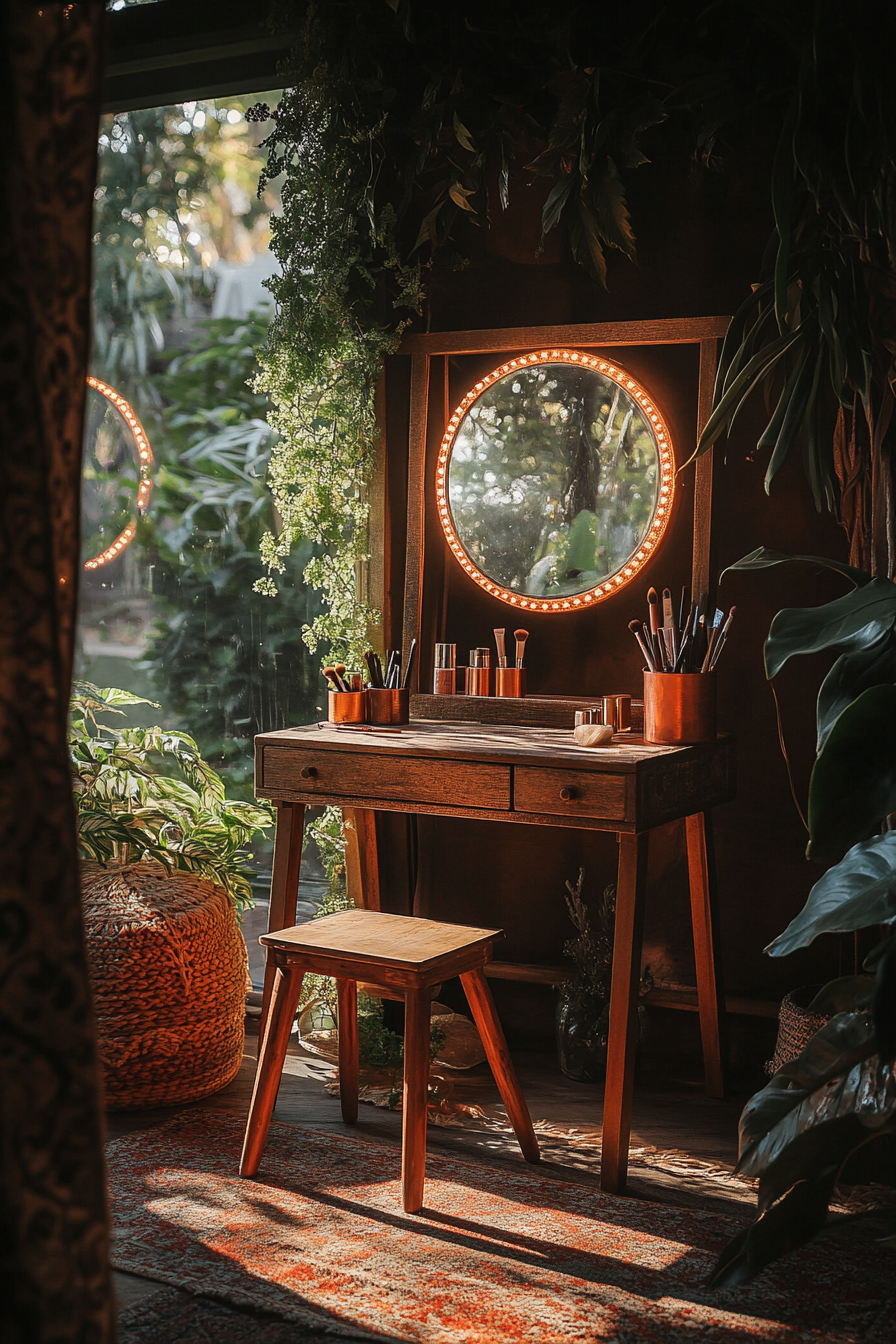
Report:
0,3,115,1341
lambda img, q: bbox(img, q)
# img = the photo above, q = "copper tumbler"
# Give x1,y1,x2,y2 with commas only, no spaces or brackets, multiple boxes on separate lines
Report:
328,689,367,724
495,667,526,698
367,686,409,725
643,672,716,744
465,666,490,696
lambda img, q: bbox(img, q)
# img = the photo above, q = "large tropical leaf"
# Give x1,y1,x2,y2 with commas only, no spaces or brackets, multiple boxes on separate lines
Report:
816,629,896,751
809,975,876,1015
737,1011,876,1170
807,685,896,860
767,831,896,955
764,579,896,680
721,545,871,590
708,1173,837,1288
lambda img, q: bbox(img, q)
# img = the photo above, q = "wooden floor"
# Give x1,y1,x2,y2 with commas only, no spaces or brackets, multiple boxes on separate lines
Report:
109,1015,759,1320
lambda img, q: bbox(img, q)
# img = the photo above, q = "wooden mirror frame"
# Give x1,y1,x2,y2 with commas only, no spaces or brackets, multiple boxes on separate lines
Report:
399,317,730,692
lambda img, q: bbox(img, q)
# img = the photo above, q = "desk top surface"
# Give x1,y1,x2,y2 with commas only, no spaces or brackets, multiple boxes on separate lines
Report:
257,719,730,774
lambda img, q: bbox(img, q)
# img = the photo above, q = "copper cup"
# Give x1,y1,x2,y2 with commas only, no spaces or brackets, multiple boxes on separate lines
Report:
465,666,490,696
495,667,526,698
601,694,632,733
643,672,716,744
328,689,367,724
367,686,409,725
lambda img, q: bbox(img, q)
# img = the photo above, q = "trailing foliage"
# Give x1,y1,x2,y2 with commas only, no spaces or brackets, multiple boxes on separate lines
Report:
70,682,272,908
695,2,896,576
708,549,896,1283
249,2,702,655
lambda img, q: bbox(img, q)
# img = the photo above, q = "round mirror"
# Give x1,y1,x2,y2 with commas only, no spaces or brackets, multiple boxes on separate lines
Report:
82,377,153,571
436,350,674,612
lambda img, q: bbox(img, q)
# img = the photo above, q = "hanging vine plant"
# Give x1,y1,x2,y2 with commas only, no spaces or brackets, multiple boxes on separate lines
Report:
249,1,682,661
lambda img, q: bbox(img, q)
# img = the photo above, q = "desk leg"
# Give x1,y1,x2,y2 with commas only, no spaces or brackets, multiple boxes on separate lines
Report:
601,831,649,1195
344,808,381,910
260,800,305,1034
686,811,726,1099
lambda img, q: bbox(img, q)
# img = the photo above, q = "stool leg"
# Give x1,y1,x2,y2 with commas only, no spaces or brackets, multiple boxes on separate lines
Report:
460,968,540,1164
240,965,303,1177
400,987,431,1213
337,978,359,1125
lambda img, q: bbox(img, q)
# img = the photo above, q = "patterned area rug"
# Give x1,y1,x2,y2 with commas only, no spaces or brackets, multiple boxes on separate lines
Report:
118,1286,359,1342
107,1112,894,1342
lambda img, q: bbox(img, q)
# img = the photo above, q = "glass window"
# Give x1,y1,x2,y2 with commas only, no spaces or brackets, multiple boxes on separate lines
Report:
78,95,328,976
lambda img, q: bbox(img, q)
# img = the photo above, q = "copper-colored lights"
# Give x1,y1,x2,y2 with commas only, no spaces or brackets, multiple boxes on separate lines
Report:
436,349,675,613
83,376,154,571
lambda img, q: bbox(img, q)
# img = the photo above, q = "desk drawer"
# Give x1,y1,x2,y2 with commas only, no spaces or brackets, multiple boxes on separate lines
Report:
514,766,627,821
262,746,511,811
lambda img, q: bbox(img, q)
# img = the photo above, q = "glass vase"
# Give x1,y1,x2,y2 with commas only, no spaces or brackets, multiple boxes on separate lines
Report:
555,996,609,1083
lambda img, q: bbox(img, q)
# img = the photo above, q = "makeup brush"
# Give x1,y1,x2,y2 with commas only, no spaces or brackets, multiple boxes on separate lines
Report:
401,638,417,689
678,586,690,636
701,609,725,673
662,587,677,661
364,651,380,687
322,666,342,692
514,629,529,669
494,628,507,668
647,587,661,637
708,606,736,671
628,619,657,671
334,662,349,692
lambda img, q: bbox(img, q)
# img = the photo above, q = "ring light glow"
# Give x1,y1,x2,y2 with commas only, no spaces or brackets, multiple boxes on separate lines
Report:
436,349,675,612
83,376,154,571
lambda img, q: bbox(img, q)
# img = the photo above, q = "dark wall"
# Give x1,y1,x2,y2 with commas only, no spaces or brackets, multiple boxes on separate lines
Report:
379,147,850,1069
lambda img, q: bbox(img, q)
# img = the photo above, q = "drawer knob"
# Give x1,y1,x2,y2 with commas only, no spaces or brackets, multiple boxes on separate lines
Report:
300,765,318,780
559,785,579,801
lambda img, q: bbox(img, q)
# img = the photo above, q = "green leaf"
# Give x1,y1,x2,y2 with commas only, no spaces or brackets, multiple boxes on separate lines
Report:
763,346,815,492
452,113,475,153
590,157,636,262
707,1174,836,1288
540,174,574,237
874,943,896,1069
816,629,896,751
693,327,802,459
737,1011,876,1169
767,831,896,955
809,975,876,1014
720,545,871,589
412,200,445,252
448,180,477,213
570,198,607,288
764,578,896,680
808,685,896,861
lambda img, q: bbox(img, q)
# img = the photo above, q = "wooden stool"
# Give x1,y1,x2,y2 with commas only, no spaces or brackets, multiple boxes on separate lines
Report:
240,909,540,1212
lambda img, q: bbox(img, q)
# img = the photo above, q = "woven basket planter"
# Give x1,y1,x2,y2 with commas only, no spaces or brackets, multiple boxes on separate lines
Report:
765,985,829,1077
82,862,248,1110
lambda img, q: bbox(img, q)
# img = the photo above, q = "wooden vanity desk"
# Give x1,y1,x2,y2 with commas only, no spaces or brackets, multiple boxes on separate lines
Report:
254,718,735,1195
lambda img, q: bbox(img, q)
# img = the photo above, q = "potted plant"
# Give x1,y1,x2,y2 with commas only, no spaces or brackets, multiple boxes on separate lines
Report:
71,681,272,1109
707,549,896,1285
556,870,653,1083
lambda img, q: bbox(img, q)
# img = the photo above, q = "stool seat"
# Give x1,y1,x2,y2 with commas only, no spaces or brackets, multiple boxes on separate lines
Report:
240,910,540,1212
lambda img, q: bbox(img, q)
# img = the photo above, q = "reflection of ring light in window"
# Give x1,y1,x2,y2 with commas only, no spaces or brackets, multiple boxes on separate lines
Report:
83,376,154,571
